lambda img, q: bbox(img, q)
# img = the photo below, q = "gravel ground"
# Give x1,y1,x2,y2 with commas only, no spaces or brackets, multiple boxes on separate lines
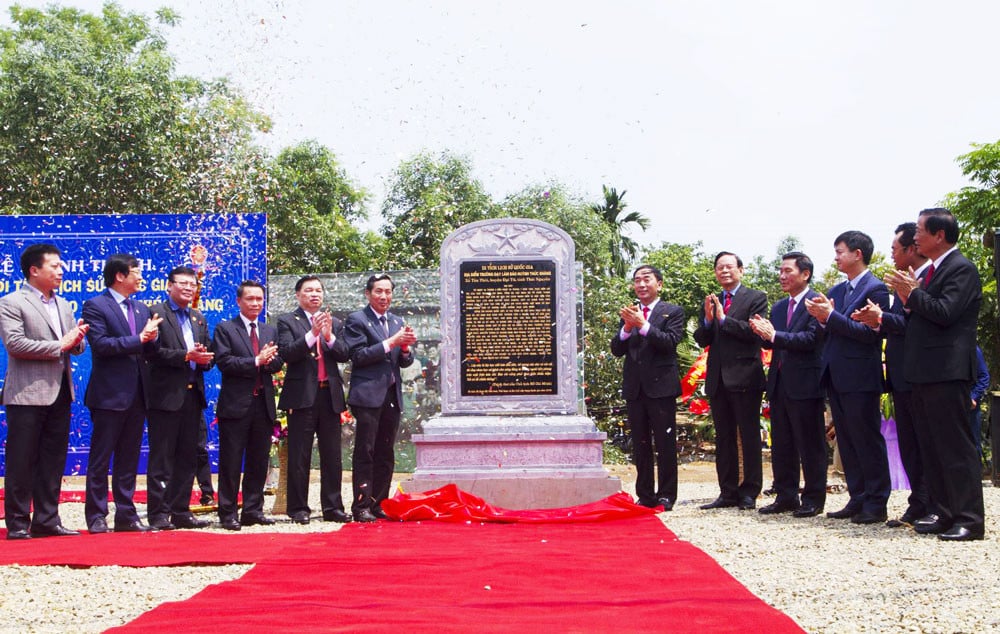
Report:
1,464,998,633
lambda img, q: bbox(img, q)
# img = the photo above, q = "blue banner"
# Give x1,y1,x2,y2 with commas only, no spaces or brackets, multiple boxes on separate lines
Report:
0,213,267,475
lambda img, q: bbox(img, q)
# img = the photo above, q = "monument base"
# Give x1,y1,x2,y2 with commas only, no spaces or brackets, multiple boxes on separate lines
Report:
399,414,622,510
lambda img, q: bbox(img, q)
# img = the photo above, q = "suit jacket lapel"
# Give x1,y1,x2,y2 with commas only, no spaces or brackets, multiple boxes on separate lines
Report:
103,291,131,334
22,288,59,339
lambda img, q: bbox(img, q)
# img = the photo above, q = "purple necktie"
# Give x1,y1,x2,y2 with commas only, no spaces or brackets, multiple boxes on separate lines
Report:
124,299,136,336
786,298,796,328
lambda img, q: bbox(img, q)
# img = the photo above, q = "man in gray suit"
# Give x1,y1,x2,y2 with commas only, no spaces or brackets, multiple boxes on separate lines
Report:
0,244,89,540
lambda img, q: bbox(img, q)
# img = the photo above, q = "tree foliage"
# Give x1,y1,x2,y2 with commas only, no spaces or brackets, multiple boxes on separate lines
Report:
0,3,274,216
379,151,494,269
589,185,649,278
264,140,376,274
944,141,1000,384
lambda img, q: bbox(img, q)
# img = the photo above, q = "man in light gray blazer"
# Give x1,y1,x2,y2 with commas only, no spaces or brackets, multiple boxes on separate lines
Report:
0,244,89,540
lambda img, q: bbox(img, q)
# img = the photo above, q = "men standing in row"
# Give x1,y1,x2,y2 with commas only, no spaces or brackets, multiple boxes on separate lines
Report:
0,244,89,540
212,281,283,530
146,266,215,530
852,223,932,527
805,231,890,524
277,275,351,524
695,252,767,511
610,265,685,511
82,254,161,534
749,252,827,517
886,208,984,541
345,274,416,523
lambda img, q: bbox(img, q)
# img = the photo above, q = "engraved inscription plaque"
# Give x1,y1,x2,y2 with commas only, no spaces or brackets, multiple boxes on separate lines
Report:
460,260,557,396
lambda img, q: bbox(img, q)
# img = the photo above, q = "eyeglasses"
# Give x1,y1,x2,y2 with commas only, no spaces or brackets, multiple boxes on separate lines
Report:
170,280,198,288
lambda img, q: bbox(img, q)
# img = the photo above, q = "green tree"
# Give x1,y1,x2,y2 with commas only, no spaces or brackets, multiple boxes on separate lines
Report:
498,183,614,276
0,3,274,216
639,241,718,319
944,140,1000,383
379,152,494,269
590,185,649,278
264,140,376,274
743,235,802,304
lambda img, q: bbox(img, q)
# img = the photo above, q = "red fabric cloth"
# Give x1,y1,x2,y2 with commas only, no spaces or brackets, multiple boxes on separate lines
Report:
110,518,803,633
382,484,660,523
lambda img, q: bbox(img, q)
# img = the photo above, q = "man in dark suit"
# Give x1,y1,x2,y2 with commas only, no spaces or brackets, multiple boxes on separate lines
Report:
276,275,351,524
749,252,827,518
212,280,283,531
345,273,416,523
82,254,161,534
145,266,215,530
0,244,88,540
610,265,685,510
805,231,891,524
852,223,932,527
694,252,767,511
885,208,984,541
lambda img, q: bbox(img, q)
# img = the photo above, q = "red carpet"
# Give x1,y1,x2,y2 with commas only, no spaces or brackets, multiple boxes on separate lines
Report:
103,518,802,633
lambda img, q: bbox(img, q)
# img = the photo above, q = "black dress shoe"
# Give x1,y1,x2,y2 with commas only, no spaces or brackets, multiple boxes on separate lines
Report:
897,508,924,525
31,524,81,537
290,512,310,525
115,520,154,533
699,497,738,510
149,518,176,531
172,515,211,529
241,515,276,526
354,509,378,523
371,505,388,520
758,501,798,515
6,529,31,540
323,509,352,523
826,506,859,520
914,514,949,535
737,496,756,510
220,518,241,531
792,504,823,518
938,525,984,542
200,494,216,506
89,518,110,534
656,497,674,512
850,510,888,525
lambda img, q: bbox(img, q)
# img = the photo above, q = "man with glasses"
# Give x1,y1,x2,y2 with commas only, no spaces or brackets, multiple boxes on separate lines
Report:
145,266,215,530
82,254,161,534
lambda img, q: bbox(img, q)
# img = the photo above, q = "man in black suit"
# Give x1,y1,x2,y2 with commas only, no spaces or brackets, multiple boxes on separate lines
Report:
344,274,416,523
852,223,932,527
0,244,89,540
82,254,161,534
694,252,767,511
212,280,283,531
885,208,984,541
276,275,351,524
805,231,891,525
749,252,827,518
145,266,215,530
610,265,685,510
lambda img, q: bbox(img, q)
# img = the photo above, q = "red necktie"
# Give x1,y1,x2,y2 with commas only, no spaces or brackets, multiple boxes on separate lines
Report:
312,317,328,382
723,292,732,314
249,322,263,393
642,305,650,321
923,263,935,287
786,298,796,328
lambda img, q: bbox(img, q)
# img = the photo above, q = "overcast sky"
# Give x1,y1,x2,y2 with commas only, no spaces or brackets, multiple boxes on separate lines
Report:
6,1,1000,270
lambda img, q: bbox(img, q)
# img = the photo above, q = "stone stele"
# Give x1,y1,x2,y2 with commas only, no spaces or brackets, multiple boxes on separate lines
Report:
399,218,620,509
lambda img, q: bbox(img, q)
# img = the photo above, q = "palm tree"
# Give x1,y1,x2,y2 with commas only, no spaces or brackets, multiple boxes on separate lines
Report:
591,185,650,278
